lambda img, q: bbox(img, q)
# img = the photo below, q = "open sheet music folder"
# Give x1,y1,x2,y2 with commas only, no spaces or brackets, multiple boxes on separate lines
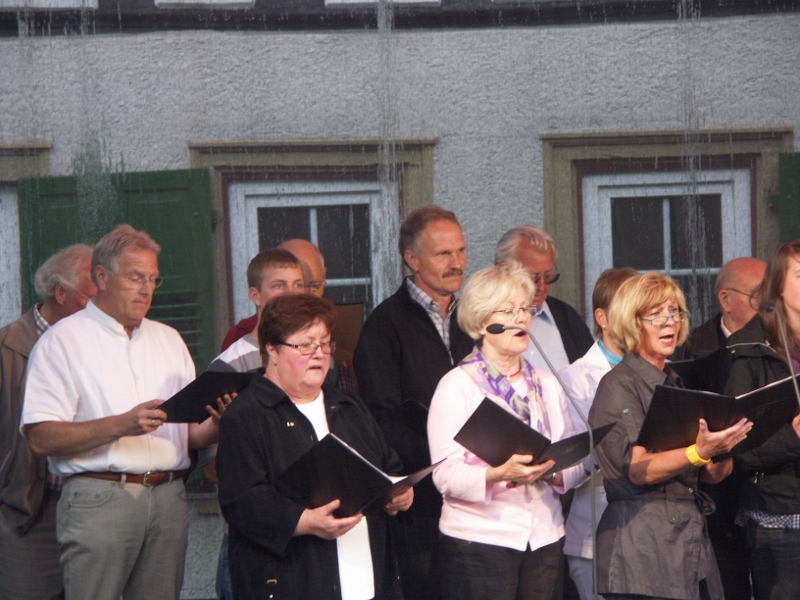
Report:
278,433,442,518
636,375,800,459
453,398,615,476
159,370,255,423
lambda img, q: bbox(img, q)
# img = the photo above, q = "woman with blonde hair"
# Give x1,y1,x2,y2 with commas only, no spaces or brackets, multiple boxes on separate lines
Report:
588,272,751,600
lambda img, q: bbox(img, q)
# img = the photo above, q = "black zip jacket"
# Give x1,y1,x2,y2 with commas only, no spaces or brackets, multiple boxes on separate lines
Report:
724,315,800,515
217,375,403,600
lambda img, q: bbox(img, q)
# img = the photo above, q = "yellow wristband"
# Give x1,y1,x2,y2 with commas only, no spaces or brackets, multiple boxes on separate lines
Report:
686,444,710,467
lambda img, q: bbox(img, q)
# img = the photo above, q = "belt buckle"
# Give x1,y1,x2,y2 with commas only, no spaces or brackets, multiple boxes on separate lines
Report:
142,471,155,487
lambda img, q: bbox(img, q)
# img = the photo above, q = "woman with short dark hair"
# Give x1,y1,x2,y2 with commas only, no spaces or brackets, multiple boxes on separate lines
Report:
217,294,412,600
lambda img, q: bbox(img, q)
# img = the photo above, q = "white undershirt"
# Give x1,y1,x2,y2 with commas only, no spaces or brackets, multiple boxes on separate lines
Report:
294,392,375,600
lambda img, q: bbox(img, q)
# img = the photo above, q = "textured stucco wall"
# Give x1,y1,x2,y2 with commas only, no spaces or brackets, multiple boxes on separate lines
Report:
1,13,799,597
1,14,798,271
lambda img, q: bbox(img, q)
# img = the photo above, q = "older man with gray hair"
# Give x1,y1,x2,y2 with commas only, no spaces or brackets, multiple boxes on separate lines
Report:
0,243,96,600
21,225,225,600
495,225,594,373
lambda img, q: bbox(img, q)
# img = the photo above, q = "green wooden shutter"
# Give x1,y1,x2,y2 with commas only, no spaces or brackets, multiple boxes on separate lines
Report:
775,153,800,243
18,169,215,370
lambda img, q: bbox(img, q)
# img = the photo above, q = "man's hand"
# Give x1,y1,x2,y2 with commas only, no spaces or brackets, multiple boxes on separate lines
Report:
384,486,414,516
123,399,168,435
293,500,363,540
25,399,170,457
205,393,236,426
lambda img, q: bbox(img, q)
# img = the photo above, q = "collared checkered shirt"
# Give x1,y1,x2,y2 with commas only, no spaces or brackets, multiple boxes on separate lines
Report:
33,303,50,336
406,277,458,358
32,304,62,491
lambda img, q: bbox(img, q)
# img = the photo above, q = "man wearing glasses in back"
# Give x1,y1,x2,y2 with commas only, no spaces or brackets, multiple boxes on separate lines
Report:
495,225,594,373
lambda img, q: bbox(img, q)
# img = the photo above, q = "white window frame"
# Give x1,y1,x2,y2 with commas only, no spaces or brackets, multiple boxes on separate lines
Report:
154,0,254,8
0,185,22,327
582,168,752,324
325,0,439,6
227,180,400,323
0,0,97,8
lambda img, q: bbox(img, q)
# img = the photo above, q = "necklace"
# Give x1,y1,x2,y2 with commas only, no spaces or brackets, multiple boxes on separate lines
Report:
503,367,522,379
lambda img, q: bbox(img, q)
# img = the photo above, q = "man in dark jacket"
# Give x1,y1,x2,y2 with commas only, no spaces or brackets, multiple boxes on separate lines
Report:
494,225,594,372
681,256,766,361
0,244,96,600
354,206,474,600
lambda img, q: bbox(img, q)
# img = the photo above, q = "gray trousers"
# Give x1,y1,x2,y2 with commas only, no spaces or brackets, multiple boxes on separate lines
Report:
57,476,189,600
0,488,63,600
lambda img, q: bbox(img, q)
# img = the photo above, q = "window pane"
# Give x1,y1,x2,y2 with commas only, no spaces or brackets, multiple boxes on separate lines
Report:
673,274,716,329
317,204,371,280
324,284,371,306
257,207,310,250
611,197,664,270
670,194,722,269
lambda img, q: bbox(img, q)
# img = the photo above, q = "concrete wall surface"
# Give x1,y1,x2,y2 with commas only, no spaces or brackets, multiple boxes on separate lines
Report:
1,14,798,271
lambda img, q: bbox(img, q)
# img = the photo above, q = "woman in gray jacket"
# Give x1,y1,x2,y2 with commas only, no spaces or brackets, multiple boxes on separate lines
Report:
589,272,751,600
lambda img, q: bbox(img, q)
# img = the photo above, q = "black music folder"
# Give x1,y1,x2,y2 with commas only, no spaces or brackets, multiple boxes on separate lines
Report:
636,375,800,459
453,398,615,476
278,433,442,518
159,371,254,423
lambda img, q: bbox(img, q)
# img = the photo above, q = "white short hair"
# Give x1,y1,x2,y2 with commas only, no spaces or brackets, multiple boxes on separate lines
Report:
457,261,536,342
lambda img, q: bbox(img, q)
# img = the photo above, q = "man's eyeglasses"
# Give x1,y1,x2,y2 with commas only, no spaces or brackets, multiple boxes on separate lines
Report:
529,270,560,285
639,311,690,327
112,273,164,289
726,288,761,309
279,341,337,356
491,306,537,318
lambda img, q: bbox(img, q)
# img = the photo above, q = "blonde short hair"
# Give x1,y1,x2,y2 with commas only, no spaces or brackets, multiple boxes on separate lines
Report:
608,271,690,354
457,262,536,343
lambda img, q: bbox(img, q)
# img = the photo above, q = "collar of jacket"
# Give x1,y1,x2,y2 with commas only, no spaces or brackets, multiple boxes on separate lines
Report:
725,314,783,361
623,351,670,387
247,372,357,411
1,310,38,358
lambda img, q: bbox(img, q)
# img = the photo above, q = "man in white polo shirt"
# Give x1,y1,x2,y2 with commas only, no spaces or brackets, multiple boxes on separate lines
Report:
22,224,223,600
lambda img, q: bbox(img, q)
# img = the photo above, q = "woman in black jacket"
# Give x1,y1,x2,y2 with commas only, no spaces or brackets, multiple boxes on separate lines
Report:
723,239,800,600
217,295,412,600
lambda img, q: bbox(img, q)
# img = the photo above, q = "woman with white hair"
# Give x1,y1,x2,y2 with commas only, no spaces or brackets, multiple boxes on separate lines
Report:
427,262,584,600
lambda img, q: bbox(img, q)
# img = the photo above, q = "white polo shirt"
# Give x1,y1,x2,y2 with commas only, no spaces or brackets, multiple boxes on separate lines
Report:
22,300,195,477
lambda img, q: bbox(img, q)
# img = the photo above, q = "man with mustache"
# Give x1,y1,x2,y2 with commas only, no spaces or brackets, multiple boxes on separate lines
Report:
354,205,474,600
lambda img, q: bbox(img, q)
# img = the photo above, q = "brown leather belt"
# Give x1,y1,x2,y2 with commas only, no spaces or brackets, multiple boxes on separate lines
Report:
74,470,188,487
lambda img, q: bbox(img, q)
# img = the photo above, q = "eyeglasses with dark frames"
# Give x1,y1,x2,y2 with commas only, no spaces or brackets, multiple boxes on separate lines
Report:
278,341,337,356
529,269,560,285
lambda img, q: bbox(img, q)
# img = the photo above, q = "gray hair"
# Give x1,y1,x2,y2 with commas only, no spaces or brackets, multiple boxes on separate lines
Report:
92,224,161,285
457,261,536,343
494,225,558,264
33,244,94,301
